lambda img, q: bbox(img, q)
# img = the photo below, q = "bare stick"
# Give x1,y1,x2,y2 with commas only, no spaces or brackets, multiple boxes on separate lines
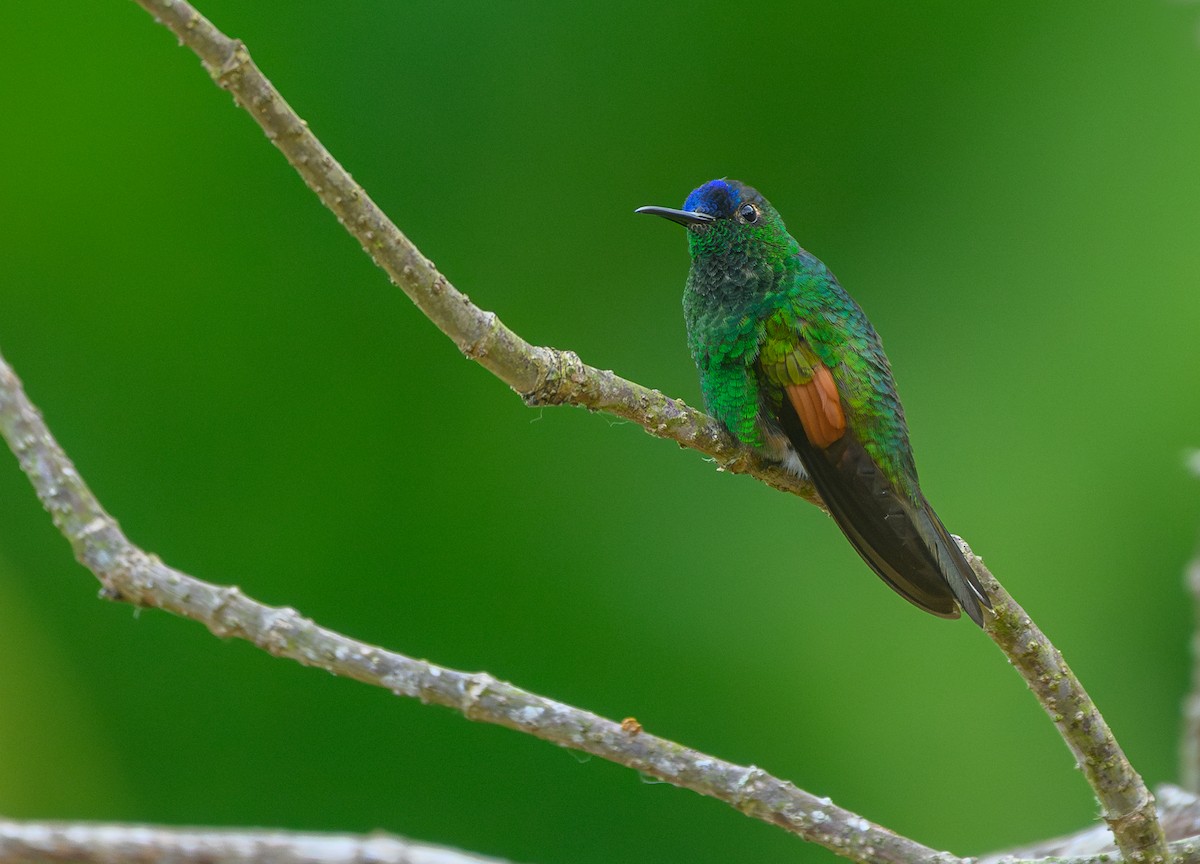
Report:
0,818,521,864
0,348,953,864
69,1,1166,859
1183,454,1200,793
1184,555,1200,794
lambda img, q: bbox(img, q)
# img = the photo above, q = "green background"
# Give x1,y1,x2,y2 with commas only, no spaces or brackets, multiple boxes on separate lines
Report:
1,2,1199,862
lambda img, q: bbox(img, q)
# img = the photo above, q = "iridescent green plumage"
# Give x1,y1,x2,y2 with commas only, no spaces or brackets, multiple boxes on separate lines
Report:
639,179,990,625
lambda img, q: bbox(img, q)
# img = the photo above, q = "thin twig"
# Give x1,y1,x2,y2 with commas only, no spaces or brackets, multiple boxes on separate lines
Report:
62,0,1165,859
1184,555,1200,795
1183,453,1200,794
0,818,522,864
0,348,953,864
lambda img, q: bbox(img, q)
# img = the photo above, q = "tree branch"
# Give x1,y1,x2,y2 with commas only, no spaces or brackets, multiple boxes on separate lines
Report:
1185,569,1200,792
24,0,1159,859
0,818,521,864
0,348,953,864
6,789,1200,864
1182,454,1200,794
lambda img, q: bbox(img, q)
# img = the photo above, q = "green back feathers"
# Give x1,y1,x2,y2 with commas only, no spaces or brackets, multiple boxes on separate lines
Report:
685,228,919,499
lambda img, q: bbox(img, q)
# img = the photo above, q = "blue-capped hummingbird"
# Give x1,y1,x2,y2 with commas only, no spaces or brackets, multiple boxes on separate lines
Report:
638,179,990,625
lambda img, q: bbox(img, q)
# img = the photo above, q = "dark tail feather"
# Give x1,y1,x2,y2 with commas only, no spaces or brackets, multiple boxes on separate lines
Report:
910,494,991,626
779,402,991,626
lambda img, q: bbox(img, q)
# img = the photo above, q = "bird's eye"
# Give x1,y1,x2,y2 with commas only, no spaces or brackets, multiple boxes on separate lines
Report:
738,203,759,224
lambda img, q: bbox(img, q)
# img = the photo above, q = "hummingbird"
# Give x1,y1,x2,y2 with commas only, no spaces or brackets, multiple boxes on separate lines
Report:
637,179,991,625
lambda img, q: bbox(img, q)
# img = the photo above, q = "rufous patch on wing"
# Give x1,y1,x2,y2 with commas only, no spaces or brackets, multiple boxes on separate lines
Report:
786,364,846,448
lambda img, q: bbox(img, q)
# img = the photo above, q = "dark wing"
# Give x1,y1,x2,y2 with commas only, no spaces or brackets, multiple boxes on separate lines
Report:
760,327,990,625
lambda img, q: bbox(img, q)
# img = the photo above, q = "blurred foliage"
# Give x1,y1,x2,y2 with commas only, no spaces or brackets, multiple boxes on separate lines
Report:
1,2,1199,863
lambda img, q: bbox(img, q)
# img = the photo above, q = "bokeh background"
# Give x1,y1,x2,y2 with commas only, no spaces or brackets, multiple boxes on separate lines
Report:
1,2,1199,862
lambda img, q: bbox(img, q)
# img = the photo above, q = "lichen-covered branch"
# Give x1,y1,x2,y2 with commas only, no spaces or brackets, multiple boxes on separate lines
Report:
0,818,521,864
0,348,952,864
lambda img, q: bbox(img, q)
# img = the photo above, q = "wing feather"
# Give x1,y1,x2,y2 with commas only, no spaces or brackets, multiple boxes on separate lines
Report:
757,315,990,624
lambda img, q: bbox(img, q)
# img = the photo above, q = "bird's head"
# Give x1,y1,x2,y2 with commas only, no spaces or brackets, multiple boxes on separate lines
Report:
637,178,789,261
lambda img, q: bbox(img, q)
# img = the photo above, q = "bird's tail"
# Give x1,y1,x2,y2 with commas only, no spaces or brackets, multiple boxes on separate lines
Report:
780,405,991,625
909,494,991,626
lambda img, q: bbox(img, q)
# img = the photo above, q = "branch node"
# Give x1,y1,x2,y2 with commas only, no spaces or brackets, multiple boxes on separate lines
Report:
461,672,499,720
521,349,585,407
97,583,129,603
379,669,421,700
460,312,500,360
733,766,767,808
213,40,251,90
260,606,305,656
208,586,245,638
76,516,112,541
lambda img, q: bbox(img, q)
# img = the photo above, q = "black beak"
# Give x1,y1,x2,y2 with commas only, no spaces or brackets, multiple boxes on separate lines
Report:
634,206,715,227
